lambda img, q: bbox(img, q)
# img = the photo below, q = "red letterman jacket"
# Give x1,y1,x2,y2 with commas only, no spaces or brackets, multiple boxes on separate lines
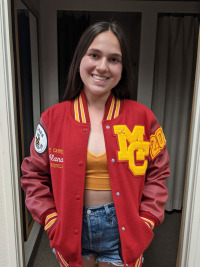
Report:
21,90,170,267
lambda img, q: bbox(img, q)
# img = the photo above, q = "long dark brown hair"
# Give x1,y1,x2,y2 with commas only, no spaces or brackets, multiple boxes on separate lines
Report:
63,21,134,101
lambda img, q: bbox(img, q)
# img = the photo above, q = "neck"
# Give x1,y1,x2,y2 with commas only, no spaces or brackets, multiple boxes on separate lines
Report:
84,89,110,110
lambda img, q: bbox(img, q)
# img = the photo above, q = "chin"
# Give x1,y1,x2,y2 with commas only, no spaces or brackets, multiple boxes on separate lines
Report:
85,87,112,96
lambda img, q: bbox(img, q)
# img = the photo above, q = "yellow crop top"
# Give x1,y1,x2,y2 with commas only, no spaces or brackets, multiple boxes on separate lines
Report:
84,149,111,190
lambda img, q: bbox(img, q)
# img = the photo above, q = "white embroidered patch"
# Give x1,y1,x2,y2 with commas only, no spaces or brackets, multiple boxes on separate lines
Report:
34,124,47,154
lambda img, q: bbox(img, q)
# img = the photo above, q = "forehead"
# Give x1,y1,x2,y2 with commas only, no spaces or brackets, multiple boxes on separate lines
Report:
87,31,122,54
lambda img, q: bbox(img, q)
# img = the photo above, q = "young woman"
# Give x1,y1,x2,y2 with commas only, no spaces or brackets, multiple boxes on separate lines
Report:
21,21,170,267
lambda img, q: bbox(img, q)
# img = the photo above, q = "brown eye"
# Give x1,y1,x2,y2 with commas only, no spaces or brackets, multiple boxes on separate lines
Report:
110,58,120,64
90,54,98,59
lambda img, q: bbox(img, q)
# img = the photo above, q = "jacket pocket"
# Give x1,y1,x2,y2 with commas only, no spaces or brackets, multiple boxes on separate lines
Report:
139,216,154,244
131,215,154,255
46,218,59,241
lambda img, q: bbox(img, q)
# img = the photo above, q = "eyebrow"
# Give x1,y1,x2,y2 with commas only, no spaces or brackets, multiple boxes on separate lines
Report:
87,48,122,58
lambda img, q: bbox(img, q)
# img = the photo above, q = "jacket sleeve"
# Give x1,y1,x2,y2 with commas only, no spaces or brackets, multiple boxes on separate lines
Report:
21,116,57,227
139,116,170,229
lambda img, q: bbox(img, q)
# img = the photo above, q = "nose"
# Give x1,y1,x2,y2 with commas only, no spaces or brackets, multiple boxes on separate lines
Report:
96,58,108,72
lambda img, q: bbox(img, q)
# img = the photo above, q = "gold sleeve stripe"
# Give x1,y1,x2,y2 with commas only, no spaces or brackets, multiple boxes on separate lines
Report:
45,212,58,225
107,96,115,120
74,97,80,122
141,217,154,230
114,98,120,118
57,251,70,266
79,94,86,123
44,218,57,231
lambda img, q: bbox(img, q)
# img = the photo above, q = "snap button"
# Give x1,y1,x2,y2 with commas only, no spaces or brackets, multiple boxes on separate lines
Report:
78,161,83,166
122,227,125,231
76,195,80,200
106,125,110,129
87,209,92,215
111,158,115,163
116,192,120,196
82,128,87,132
74,229,79,234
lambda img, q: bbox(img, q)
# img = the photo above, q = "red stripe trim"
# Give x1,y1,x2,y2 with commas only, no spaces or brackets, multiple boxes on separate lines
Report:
79,94,86,123
80,90,90,123
114,98,120,118
45,212,58,225
44,218,57,231
74,97,80,122
140,216,154,230
103,93,113,120
106,95,115,120
44,212,58,231
78,97,82,122
72,91,122,123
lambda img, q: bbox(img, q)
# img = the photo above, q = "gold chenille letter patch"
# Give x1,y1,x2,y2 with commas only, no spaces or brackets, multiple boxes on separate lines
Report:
150,127,166,159
114,125,150,176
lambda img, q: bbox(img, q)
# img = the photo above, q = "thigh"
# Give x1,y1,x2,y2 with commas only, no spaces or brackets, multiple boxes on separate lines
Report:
98,262,124,267
82,255,97,267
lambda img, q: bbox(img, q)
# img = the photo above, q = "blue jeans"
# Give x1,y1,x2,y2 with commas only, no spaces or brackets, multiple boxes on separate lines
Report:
81,202,123,265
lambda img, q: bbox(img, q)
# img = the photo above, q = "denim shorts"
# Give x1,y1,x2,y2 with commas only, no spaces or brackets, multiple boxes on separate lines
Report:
81,202,123,265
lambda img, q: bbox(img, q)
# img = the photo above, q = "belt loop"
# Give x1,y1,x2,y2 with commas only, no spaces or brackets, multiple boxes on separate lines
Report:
104,204,112,224
104,204,110,217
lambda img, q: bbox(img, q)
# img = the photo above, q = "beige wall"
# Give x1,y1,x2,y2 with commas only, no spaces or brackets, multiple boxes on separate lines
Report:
0,0,41,266
0,137,10,266
0,0,24,265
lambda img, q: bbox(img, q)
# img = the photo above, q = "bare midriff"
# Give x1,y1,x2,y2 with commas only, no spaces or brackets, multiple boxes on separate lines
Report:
84,91,114,207
84,189,113,207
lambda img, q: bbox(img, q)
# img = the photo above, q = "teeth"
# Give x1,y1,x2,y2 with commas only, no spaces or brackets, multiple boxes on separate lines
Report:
92,75,108,80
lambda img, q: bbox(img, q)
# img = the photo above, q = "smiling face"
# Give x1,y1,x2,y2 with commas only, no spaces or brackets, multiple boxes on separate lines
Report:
79,31,123,100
